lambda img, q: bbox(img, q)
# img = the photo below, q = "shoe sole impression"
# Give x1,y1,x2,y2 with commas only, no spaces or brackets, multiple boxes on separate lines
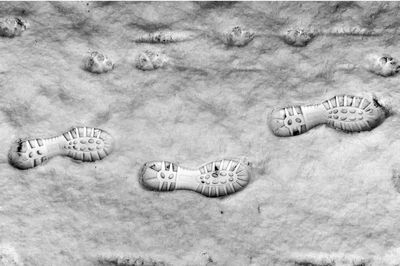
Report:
139,159,251,197
269,94,389,137
9,127,113,170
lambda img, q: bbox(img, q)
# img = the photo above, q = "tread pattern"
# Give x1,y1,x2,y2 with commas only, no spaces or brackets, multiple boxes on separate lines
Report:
134,31,194,44
326,27,381,36
322,95,377,132
195,159,250,197
9,127,113,170
270,94,387,137
270,106,307,136
9,138,48,169
140,161,178,192
63,127,113,162
140,159,251,197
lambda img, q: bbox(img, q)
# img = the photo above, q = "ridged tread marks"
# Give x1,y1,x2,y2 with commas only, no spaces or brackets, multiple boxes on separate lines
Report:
327,27,380,36
195,159,250,197
13,138,48,168
136,32,174,43
280,106,307,136
148,161,178,192
63,127,112,162
322,95,373,132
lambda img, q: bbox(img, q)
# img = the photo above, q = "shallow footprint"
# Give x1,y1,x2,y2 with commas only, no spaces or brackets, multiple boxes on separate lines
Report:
135,50,168,71
140,159,251,197
83,51,114,74
269,95,390,137
0,17,29,37
9,127,114,170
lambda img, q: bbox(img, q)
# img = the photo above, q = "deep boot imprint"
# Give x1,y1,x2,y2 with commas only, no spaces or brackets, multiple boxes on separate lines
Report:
9,127,113,170
269,95,388,137
140,159,251,197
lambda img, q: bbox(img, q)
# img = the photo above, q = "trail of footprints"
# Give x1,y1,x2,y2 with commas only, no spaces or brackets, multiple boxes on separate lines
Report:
3,14,395,198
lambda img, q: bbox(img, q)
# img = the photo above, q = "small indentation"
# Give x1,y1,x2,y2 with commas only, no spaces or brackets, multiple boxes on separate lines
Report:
333,109,338,114
340,117,346,121
160,172,165,178
220,172,226,176
70,130,77,138
80,140,86,144
96,140,101,144
295,118,301,123
341,109,347,113
323,101,331,110
168,174,174,179
330,98,337,108
29,152,33,158
88,139,94,144
205,175,210,179
212,173,218,178
37,139,44,146
28,140,36,149
287,119,292,125
333,115,339,119
78,128,85,137
206,163,212,172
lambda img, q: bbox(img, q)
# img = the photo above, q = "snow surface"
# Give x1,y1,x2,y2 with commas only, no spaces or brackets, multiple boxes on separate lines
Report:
2,1,400,265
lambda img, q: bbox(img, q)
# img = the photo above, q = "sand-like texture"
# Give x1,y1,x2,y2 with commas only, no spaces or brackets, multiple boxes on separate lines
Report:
1,1,400,265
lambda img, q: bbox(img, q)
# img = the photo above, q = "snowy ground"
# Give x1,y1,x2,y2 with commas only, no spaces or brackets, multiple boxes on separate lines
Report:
2,1,400,265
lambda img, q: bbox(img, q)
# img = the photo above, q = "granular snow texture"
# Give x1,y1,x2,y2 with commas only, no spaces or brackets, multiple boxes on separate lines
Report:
1,1,400,266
